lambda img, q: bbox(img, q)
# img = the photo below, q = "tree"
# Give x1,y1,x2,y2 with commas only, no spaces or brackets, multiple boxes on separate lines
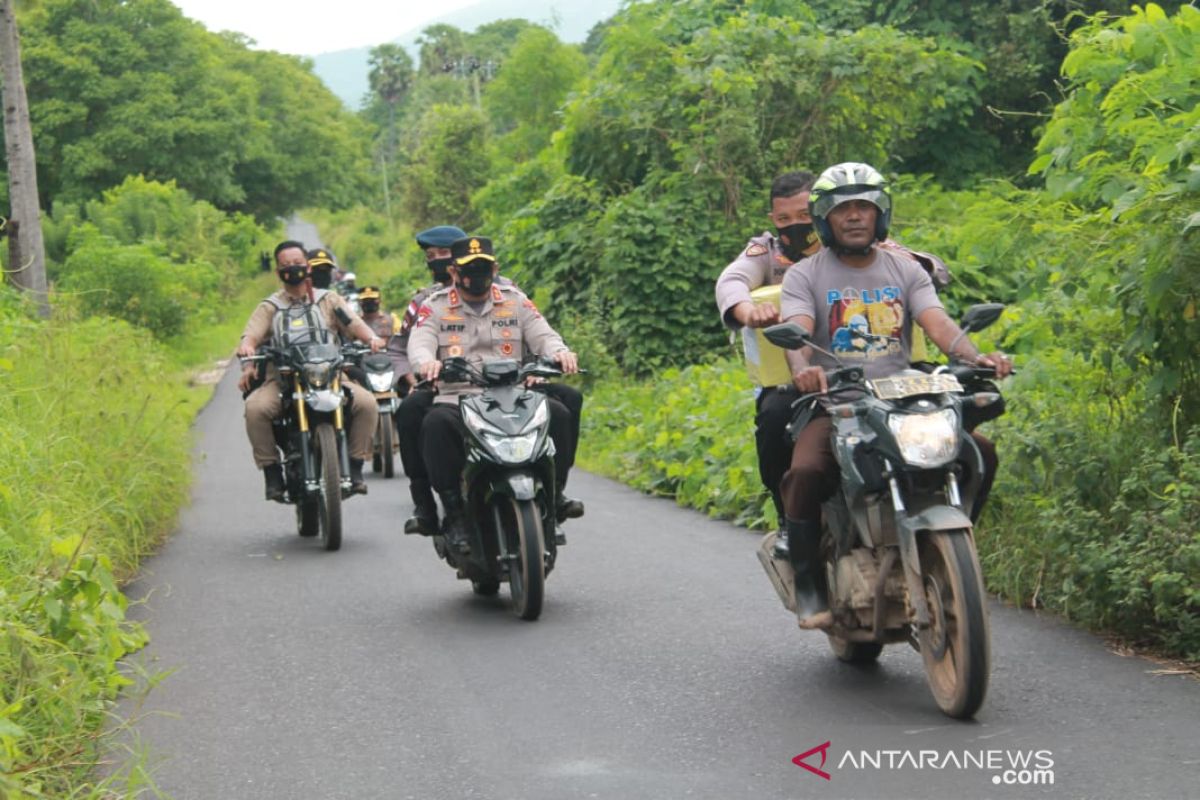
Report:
367,43,414,215
0,0,48,315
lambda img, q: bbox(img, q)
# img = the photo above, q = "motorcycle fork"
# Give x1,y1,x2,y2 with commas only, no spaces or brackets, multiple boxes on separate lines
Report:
294,375,317,489
332,375,351,482
886,463,933,630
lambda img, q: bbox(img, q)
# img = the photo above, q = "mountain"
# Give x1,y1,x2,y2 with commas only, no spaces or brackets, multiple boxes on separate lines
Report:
311,0,622,108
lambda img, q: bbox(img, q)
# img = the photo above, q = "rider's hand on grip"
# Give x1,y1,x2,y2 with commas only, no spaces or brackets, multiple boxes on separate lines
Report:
419,360,442,382
793,366,828,395
553,351,579,374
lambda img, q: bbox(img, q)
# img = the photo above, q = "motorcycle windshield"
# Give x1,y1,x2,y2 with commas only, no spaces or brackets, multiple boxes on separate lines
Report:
298,341,341,364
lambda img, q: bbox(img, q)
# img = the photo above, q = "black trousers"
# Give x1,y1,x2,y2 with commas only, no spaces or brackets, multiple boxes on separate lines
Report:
534,383,582,471
422,397,574,493
755,385,799,522
396,388,436,484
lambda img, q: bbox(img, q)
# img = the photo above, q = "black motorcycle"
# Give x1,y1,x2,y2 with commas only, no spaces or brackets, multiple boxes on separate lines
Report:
241,324,370,551
758,304,1007,718
429,357,568,620
349,352,399,478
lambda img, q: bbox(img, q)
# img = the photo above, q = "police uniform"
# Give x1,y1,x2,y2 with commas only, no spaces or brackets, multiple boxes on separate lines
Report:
241,288,379,468
714,231,801,522
407,237,576,497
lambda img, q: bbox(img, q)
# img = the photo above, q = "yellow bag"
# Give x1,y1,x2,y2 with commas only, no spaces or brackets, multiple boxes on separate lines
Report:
742,285,792,387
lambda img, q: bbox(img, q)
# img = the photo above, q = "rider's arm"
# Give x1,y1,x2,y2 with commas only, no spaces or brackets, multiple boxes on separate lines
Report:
715,242,773,330
917,308,980,363
782,314,828,394
517,296,578,374
407,306,441,381
237,301,274,358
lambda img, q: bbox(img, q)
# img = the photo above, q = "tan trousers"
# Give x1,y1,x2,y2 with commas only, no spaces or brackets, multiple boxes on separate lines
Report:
244,380,379,467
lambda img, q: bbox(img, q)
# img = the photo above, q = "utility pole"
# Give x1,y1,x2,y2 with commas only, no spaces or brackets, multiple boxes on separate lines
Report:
0,0,49,317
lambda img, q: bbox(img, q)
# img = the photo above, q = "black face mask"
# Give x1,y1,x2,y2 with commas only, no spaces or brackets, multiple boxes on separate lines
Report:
777,222,819,262
360,301,380,314
278,266,308,286
309,268,333,289
427,257,453,284
455,263,494,296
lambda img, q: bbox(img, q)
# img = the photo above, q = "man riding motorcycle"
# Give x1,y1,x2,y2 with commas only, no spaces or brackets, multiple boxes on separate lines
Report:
237,241,384,499
777,163,1012,628
407,235,581,556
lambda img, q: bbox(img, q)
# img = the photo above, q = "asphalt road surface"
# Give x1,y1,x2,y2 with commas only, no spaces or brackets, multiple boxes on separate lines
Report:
114,361,1199,800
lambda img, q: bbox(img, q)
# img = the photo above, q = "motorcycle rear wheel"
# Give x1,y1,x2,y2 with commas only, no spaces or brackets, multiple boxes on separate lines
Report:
380,413,396,478
315,423,343,552
918,530,990,718
502,497,545,621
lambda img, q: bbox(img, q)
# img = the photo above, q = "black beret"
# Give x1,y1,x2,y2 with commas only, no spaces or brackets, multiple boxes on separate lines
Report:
415,225,467,249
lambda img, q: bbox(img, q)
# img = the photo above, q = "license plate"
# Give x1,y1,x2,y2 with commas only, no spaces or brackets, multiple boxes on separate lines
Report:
869,373,963,400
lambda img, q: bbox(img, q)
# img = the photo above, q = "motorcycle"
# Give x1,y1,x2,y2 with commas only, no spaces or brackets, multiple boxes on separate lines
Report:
240,317,371,552
334,272,361,316
358,352,399,478
428,356,569,621
758,304,1007,718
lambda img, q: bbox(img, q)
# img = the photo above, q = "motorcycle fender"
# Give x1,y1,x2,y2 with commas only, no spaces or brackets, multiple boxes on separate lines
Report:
490,470,538,501
899,506,973,535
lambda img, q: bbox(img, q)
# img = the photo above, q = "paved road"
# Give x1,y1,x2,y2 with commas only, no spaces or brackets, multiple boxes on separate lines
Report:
118,366,1199,799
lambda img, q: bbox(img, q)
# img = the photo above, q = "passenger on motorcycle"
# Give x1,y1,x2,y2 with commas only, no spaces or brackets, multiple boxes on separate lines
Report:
358,286,406,375
407,235,581,556
237,241,385,500
306,247,344,289
777,163,1012,629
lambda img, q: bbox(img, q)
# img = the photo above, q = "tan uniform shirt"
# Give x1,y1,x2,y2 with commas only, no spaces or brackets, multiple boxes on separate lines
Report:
714,232,795,330
407,284,568,403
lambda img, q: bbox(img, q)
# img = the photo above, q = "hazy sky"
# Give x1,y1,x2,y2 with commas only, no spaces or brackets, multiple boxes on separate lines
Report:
171,1,479,55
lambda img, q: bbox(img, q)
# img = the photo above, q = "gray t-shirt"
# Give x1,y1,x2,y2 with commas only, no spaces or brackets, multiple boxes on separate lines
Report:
780,247,943,379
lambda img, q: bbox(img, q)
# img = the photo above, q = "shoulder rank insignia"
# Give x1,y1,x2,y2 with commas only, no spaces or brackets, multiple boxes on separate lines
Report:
447,288,461,307
491,285,504,302
745,243,768,257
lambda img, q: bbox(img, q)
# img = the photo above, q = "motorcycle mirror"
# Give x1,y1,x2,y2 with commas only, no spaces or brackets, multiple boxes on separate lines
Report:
959,303,1005,333
763,323,812,350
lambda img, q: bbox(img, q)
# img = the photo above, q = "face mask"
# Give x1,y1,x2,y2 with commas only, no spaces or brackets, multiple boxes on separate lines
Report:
360,301,380,314
278,266,308,286
777,222,819,262
427,257,453,284
309,269,333,289
456,263,494,296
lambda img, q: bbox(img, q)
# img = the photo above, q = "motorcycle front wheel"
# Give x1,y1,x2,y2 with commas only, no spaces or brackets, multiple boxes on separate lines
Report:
500,497,545,621
314,423,343,552
917,530,990,718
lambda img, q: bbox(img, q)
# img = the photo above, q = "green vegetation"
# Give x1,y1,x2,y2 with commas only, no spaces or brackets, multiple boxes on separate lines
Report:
1,179,273,795
10,0,373,220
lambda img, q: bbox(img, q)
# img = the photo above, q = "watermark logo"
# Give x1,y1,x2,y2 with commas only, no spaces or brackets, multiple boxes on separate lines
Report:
792,741,1055,787
792,741,832,781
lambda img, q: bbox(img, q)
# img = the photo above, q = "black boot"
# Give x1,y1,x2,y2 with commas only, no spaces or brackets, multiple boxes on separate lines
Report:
437,489,471,555
263,464,286,503
403,480,438,535
787,519,831,629
556,491,584,522
350,459,367,495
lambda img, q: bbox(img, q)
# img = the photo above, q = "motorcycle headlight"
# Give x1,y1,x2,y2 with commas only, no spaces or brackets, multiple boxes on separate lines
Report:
887,408,959,468
518,400,549,434
303,362,334,388
480,430,540,464
367,370,394,392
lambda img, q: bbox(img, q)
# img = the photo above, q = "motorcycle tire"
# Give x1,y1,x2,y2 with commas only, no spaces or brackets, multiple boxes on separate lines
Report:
827,635,883,664
917,530,990,718
502,497,545,621
297,498,319,538
471,579,500,596
380,413,396,478
315,423,343,552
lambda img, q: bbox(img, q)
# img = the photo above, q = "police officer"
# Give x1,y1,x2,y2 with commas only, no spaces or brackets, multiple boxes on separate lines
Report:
358,286,406,373
237,241,384,499
408,235,580,555
396,227,585,535
715,172,822,553
395,225,468,535
307,247,343,289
